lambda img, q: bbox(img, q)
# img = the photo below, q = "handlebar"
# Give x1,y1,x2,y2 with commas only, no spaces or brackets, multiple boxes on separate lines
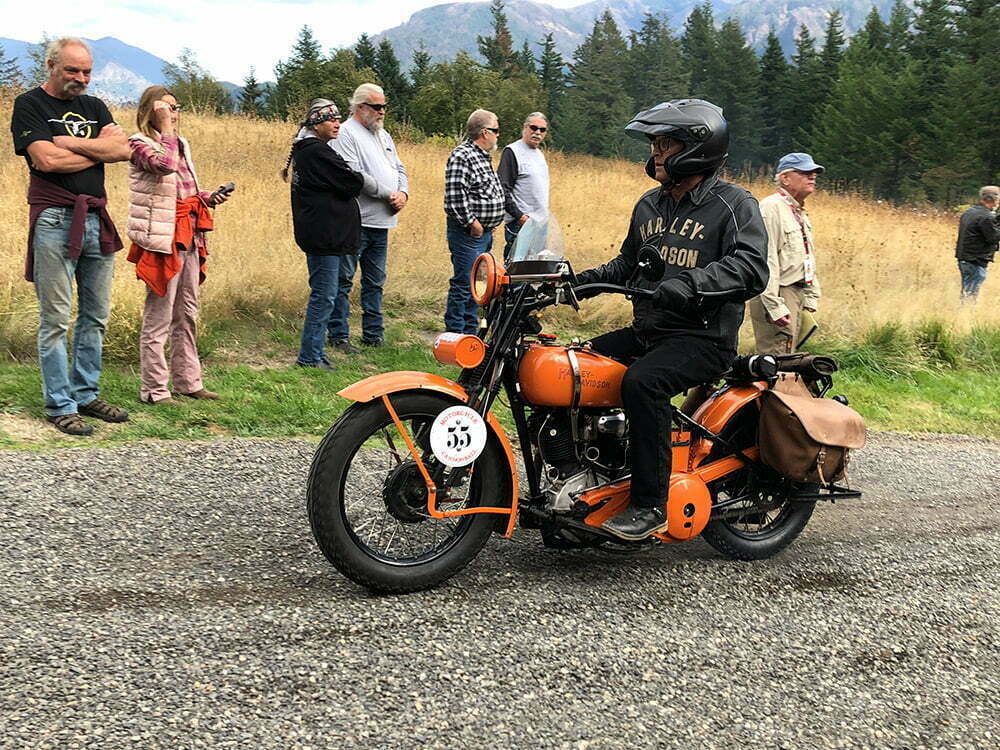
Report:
573,283,656,300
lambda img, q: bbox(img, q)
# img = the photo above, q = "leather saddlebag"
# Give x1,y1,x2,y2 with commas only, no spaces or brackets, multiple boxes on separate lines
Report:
759,390,866,485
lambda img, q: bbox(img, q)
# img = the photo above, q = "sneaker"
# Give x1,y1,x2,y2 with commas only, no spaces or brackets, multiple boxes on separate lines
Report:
330,339,361,355
78,398,129,423
296,359,335,372
178,388,220,400
601,505,668,541
46,413,94,436
361,337,384,348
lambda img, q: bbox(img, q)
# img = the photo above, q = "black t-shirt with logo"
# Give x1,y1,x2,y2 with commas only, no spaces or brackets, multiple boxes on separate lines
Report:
10,87,114,197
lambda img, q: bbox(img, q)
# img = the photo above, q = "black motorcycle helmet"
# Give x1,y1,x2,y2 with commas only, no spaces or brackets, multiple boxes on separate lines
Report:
625,99,729,179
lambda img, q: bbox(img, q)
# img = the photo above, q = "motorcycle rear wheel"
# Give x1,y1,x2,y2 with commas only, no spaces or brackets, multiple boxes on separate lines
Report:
308,392,504,593
701,470,815,561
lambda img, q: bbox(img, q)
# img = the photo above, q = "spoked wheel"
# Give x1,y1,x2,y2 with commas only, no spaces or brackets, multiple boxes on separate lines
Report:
307,392,505,593
701,469,814,561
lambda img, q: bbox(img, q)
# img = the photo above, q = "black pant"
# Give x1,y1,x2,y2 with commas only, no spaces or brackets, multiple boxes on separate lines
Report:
588,328,734,508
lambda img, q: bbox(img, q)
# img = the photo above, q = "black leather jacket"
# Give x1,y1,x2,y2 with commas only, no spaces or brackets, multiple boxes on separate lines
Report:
576,170,769,349
955,203,1000,266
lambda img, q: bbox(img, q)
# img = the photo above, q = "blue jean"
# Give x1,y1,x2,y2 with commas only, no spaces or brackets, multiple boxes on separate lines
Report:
32,207,115,417
299,254,344,365
958,260,988,301
445,218,493,334
329,227,388,342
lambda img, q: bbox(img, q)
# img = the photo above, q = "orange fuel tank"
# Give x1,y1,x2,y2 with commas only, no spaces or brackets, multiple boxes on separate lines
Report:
518,344,627,407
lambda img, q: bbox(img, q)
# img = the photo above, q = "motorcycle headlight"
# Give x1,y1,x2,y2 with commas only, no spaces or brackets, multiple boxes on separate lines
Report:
470,253,507,305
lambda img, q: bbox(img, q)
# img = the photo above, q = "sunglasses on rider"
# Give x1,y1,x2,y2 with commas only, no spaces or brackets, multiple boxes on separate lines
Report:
483,127,500,134
363,102,387,112
527,124,547,133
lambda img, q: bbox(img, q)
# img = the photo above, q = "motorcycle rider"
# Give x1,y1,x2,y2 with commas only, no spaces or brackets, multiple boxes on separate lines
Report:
574,99,769,540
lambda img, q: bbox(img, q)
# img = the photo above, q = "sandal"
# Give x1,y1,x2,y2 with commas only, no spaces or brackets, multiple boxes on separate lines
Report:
47,413,94,436
78,398,130,423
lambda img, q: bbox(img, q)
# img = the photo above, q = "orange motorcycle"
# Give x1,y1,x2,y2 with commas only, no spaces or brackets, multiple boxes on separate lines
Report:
307,219,864,593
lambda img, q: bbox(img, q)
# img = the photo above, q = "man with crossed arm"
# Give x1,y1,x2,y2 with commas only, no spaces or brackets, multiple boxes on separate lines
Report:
10,37,131,435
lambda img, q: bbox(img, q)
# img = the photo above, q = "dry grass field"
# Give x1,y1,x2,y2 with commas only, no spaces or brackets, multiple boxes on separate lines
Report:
2,104,997,362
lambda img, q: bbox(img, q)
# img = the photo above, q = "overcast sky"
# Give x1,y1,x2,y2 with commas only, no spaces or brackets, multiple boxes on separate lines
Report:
0,0,586,82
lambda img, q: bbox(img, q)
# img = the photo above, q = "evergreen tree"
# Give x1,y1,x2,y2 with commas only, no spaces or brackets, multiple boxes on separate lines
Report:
28,35,51,86
559,11,633,156
887,0,913,62
757,30,791,165
410,43,432,92
537,33,565,124
709,19,759,169
925,0,1000,202
817,10,846,104
267,26,329,118
0,43,23,90
680,3,717,99
163,48,231,115
908,0,959,201
626,13,688,109
354,33,378,72
515,40,537,76
859,7,889,61
477,0,515,77
787,24,823,149
238,67,263,115
375,38,410,115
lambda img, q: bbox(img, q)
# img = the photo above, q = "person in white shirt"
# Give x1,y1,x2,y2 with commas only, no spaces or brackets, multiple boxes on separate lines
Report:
327,83,408,351
497,112,550,261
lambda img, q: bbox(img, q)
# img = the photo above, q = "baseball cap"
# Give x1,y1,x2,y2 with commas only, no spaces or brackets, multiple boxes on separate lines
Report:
776,152,825,175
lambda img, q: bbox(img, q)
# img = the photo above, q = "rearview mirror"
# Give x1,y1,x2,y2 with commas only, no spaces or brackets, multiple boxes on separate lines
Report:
637,246,665,282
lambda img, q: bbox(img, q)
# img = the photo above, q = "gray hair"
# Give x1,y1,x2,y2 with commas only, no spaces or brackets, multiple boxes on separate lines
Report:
466,109,497,141
980,185,999,201
45,37,91,67
523,112,547,126
349,83,385,115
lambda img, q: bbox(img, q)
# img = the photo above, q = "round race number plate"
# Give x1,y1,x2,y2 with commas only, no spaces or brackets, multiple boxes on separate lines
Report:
429,406,488,467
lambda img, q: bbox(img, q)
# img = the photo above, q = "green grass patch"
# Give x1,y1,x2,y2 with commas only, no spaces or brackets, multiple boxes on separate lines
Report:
2,318,998,449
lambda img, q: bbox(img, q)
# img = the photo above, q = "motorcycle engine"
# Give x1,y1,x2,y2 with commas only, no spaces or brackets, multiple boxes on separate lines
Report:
531,409,628,513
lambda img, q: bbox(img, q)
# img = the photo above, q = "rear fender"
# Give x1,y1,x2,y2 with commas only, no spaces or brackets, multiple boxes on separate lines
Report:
688,383,765,471
339,371,519,537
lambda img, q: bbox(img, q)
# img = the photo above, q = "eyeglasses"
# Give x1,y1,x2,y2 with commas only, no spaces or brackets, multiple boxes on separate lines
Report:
167,104,182,112
527,124,547,133
484,127,500,135
363,102,387,112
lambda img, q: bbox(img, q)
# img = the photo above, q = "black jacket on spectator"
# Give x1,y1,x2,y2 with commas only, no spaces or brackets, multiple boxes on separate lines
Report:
290,137,364,255
955,203,1000,267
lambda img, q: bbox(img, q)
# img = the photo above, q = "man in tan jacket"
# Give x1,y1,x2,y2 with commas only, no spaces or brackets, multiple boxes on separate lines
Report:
750,152,823,355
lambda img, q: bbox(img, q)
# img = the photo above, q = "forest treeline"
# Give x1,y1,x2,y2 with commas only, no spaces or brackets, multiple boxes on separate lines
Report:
1,0,996,205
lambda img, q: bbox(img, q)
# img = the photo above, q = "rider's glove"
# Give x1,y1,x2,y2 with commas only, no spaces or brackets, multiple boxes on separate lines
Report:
571,269,602,300
652,277,694,311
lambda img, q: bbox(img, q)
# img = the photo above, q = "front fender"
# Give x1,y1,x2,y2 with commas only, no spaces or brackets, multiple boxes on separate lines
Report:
339,371,519,537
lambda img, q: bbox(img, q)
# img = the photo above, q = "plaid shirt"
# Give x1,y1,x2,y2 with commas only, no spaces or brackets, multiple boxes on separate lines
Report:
130,134,210,202
444,139,504,230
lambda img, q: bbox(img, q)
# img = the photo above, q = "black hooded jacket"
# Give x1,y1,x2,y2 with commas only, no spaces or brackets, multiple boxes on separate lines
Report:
576,170,768,349
290,137,364,255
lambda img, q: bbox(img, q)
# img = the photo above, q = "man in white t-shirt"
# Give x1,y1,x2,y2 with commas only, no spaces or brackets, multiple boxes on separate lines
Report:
327,83,408,351
497,112,550,261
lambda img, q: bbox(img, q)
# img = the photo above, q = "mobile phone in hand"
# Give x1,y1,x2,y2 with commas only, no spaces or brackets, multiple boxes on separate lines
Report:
210,182,235,203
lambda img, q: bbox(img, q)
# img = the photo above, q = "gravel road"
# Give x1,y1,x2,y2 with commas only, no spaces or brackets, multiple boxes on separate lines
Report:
1,432,998,749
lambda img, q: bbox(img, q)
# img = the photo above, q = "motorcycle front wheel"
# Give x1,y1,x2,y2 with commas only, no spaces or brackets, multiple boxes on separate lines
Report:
701,469,815,561
307,392,505,593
